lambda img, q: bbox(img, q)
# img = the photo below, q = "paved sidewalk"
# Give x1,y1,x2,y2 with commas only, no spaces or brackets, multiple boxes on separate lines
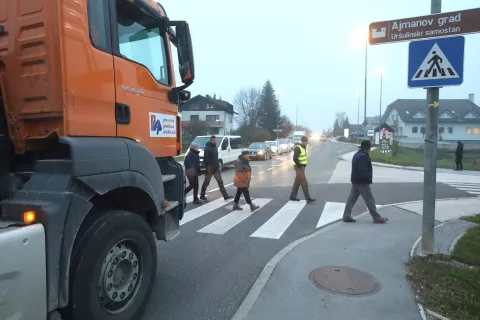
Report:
338,150,480,176
235,198,479,320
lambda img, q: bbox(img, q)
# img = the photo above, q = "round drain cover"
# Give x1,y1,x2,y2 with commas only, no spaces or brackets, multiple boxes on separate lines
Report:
309,266,380,296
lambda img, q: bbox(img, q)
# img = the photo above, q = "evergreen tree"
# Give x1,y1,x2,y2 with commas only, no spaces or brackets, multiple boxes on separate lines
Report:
213,93,217,99
343,117,350,129
258,80,280,135
333,120,341,135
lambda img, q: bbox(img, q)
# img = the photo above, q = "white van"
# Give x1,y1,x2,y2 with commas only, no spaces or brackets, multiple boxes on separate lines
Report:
186,135,243,171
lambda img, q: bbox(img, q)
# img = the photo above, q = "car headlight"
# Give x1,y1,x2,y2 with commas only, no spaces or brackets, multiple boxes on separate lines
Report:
258,150,264,154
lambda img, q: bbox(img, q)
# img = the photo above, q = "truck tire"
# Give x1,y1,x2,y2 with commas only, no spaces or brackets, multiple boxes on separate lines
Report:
65,210,156,320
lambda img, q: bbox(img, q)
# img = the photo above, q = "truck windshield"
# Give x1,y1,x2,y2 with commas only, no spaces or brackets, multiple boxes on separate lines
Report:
116,0,169,86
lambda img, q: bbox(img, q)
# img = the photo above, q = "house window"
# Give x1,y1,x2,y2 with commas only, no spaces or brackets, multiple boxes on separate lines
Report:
438,127,445,134
466,127,471,134
464,112,479,119
413,112,425,119
206,115,220,122
210,127,220,134
439,112,453,119
420,127,425,134
229,116,232,123
190,115,199,121
475,128,480,134
412,127,418,133
447,127,453,134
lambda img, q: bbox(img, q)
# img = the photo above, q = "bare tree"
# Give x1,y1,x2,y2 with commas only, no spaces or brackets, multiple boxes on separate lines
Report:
184,121,208,138
335,112,347,128
233,87,262,127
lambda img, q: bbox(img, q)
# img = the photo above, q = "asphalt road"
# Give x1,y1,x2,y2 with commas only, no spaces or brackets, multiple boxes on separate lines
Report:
141,141,474,320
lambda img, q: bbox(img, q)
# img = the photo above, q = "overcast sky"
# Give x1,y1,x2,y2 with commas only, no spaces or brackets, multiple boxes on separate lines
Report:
162,0,480,132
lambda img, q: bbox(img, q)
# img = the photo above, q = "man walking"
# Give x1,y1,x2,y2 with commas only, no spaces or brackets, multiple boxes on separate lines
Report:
290,136,316,203
200,135,233,202
343,140,388,223
184,142,202,204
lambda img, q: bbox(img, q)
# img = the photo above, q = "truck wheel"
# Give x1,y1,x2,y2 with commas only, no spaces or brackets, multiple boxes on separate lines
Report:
66,210,156,320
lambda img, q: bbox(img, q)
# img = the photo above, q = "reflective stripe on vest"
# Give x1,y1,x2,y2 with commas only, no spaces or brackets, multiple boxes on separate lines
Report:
293,145,307,166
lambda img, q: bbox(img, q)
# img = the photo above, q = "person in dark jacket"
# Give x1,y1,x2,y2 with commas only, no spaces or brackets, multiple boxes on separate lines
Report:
289,136,316,203
200,135,232,201
342,140,388,223
455,141,463,171
184,142,203,204
232,150,260,211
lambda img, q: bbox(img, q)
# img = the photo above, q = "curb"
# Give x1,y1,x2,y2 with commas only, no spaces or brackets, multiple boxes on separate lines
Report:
231,197,472,320
408,217,470,320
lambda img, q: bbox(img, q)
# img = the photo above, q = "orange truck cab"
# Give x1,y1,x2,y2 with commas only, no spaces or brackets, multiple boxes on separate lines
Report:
0,0,194,319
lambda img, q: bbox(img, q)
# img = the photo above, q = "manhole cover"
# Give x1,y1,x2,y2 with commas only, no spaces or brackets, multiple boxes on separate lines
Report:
309,266,380,296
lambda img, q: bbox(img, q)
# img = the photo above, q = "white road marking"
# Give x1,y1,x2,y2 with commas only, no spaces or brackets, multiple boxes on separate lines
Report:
316,202,345,228
266,167,273,171
180,197,233,225
250,200,306,239
197,198,272,235
257,171,265,174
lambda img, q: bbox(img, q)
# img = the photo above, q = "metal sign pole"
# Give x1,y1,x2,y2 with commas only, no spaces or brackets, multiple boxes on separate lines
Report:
422,0,442,254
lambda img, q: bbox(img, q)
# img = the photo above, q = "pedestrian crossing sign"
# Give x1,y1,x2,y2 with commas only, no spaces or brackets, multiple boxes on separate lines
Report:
408,36,465,88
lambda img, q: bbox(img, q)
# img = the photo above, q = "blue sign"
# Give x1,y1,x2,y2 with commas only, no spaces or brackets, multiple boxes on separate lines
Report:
408,36,465,88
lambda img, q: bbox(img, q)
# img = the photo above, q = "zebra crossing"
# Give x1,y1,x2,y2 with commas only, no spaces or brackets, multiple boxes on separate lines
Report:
181,195,347,240
437,173,480,196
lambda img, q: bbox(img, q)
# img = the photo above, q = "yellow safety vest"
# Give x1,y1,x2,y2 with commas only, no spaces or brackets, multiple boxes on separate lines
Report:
293,145,307,166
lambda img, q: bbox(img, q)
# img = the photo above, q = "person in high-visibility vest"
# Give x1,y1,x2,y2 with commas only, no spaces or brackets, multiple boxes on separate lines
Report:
290,136,316,203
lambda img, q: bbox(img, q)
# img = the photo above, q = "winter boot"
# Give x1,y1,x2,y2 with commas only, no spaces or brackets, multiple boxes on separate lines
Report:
250,203,260,212
232,203,243,211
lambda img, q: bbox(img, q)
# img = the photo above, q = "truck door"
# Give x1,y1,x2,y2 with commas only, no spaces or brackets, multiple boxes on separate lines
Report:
112,0,178,157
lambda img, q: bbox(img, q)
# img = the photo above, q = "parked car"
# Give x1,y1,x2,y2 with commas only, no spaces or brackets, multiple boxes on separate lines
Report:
186,135,243,171
265,141,280,155
248,142,273,160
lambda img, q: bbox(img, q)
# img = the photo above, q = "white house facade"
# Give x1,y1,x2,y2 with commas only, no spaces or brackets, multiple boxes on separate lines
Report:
179,95,236,135
381,94,480,143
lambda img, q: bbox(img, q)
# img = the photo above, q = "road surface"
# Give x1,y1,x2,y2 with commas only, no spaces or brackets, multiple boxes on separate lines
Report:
141,141,475,320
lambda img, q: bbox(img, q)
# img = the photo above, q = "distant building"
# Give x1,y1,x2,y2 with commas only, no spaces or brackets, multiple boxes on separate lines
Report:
179,94,237,135
381,94,480,142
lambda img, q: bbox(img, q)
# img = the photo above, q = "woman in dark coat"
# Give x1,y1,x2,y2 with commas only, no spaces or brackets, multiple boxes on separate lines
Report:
184,142,203,204
233,150,259,212
455,141,463,171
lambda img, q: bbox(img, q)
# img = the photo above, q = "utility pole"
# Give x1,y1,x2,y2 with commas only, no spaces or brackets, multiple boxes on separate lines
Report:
295,105,298,130
364,39,368,124
422,0,441,254
379,70,383,119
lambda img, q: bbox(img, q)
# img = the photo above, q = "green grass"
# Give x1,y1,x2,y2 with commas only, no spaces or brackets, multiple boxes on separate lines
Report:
406,224,480,320
370,146,480,171
461,214,480,224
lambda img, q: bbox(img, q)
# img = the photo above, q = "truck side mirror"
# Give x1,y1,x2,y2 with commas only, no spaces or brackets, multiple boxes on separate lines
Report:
169,21,195,84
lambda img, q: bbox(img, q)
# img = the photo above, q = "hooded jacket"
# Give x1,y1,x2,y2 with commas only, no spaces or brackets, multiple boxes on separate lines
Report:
184,148,201,177
203,141,219,169
234,156,252,188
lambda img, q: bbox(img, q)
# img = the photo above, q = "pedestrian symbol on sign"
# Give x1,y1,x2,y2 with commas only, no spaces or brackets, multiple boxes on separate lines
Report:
411,43,459,81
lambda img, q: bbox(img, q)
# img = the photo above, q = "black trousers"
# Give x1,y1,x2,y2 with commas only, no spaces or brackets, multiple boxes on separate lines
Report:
234,187,251,204
185,175,199,200
201,166,228,199
455,157,463,170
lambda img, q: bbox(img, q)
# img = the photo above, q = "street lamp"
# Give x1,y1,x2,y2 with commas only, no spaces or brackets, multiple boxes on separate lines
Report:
276,89,282,139
352,27,369,125
377,67,383,120
356,92,360,125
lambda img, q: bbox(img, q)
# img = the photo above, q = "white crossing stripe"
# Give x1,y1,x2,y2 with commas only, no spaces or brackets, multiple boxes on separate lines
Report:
180,197,233,226
197,198,272,235
316,202,345,228
186,195,194,203
250,200,306,239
